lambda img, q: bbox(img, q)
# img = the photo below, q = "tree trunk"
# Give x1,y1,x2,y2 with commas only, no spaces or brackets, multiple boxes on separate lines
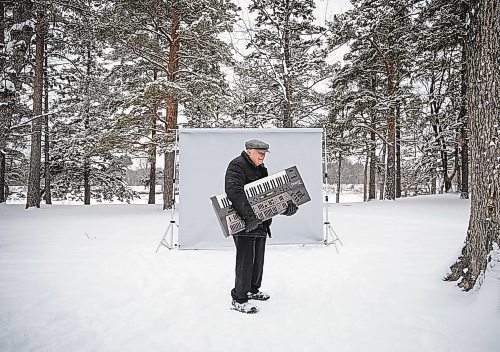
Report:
431,162,437,194
432,116,455,193
459,18,470,199
148,155,157,204
446,0,499,291
26,10,45,209
0,151,5,202
363,148,368,201
3,0,33,203
163,7,180,210
43,40,51,204
83,48,91,205
395,104,402,198
368,130,376,201
379,140,386,200
368,76,377,201
282,0,293,128
460,124,470,199
384,61,396,200
0,90,12,203
336,152,342,204
428,60,454,194
0,1,7,203
148,102,158,204
385,115,396,200
455,146,461,192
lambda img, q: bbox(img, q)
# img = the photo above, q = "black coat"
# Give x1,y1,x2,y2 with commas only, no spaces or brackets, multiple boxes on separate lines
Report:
225,151,272,237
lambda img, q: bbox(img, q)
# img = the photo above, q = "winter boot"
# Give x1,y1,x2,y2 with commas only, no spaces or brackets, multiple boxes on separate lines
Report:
247,291,270,301
230,300,259,314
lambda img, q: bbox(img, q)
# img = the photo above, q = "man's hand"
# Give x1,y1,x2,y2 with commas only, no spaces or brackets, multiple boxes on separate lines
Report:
282,200,298,216
245,218,261,232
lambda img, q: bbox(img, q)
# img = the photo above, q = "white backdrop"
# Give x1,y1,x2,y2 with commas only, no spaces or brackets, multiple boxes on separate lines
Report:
177,128,324,249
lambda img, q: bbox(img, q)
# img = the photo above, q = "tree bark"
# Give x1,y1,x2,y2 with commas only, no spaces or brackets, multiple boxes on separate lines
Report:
430,158,437,194
368,130,376,201
384,61,396,200
459,14,470,199
26,10,45,209
368,76,377,201
460,124,470,199
0,89,12,202
336,152,342,204
0,151,5,202
148,100,158,205
363,147,368,201
396,104,402,198
83,48,91,205
445,0,499,291
379,140,386,200
0,1,7,203
163,7,180,210
282,0,293,128
43,39,51,204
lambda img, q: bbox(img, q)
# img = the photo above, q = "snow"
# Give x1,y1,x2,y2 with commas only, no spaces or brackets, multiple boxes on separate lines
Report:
1,195,499,351
0,79,15,92
10,20,35,32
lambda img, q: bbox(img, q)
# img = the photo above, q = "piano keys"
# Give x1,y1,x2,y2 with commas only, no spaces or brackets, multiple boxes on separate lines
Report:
210,166,310,237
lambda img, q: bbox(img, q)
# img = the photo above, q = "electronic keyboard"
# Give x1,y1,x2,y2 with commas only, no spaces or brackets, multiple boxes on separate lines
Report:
210,166,310,237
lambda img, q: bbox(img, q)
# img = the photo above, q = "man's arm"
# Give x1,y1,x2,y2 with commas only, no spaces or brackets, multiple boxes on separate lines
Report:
225,161,259,230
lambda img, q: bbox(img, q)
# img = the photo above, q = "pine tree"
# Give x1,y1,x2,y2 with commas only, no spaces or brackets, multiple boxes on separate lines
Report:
242,0,328,127
417,0,471,197
26,7,45,208
0,0,33,203
107,0,237,209
46,0,135,203
327,0,418,200
445,0,499,291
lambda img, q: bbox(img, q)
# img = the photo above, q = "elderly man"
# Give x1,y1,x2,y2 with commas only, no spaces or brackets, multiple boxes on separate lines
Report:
225,139,298,314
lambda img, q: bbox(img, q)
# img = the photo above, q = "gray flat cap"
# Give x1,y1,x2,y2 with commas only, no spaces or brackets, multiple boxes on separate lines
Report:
245,139,270,152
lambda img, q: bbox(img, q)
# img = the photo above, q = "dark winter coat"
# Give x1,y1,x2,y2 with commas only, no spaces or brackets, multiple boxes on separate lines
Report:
225,151,272,237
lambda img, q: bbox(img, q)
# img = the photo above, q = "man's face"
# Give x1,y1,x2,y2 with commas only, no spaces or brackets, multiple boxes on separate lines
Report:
247,149,267,166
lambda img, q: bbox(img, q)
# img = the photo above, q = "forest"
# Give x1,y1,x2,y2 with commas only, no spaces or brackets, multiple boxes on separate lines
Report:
0,0,498,294
1,0,491,207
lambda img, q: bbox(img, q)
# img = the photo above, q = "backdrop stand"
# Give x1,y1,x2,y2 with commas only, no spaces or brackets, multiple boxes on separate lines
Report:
323,127,343,252
156,128,179,252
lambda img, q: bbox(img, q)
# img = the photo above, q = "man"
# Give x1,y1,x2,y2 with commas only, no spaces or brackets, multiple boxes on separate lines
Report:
225,139,298,314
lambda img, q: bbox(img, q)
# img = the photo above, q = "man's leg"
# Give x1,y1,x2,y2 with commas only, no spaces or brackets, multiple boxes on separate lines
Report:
250,236,266,293
231,236,255,303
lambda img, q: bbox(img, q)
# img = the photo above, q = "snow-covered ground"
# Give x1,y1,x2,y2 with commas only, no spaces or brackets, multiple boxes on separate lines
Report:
1,195,499,351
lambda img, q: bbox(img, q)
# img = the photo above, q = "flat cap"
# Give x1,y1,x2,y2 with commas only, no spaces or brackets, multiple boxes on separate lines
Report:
245,139,270,152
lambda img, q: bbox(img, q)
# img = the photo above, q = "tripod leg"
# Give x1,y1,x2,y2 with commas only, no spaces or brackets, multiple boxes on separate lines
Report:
328,227,340,253
156,223,174,252
324,223,343,253
156,225,169,253
330,226,343,246
323,222,335,247
168,221,174,249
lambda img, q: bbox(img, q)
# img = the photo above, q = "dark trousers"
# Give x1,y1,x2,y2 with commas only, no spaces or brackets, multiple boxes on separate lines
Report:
231,235,267,303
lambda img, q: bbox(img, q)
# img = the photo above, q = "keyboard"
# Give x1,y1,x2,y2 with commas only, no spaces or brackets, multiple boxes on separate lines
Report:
210,166,310,237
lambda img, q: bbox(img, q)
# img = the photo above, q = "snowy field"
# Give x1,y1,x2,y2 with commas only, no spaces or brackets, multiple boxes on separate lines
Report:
1,195,499,352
